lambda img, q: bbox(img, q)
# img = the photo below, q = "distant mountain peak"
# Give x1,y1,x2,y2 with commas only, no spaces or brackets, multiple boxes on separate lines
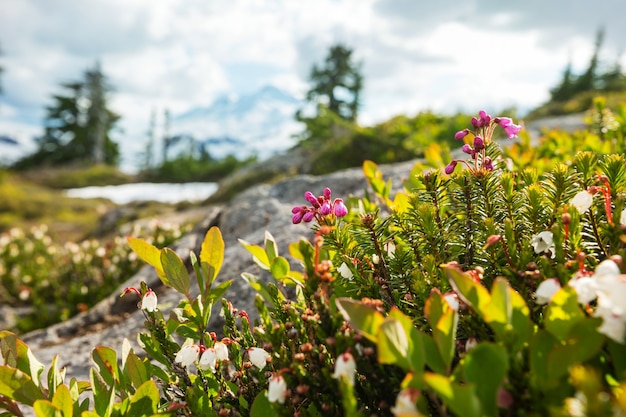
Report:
171,85,304,160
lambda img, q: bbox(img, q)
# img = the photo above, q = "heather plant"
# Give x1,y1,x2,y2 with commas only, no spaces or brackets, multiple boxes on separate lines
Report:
0,220,191,333
2,109,626,416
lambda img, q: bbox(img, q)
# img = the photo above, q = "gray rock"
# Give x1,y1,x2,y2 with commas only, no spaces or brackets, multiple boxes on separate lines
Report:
21,160,415,384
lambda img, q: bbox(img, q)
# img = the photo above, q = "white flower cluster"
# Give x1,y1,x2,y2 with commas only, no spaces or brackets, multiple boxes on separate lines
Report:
535,260,626,343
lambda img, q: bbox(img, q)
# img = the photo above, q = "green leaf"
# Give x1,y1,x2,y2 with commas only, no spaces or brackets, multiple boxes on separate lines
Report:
463,343,509,417
432,308,458,372
607,338,626,378
127,237,165,278
270,256,290,280
0,330,45,386
160,248,191,296
91,346,119,388
388,308,425,375
483,278,532,351
33,400,63,417
548,318,605,381
422,334,447,375
208,280,233,304
424,289,447,330
529,330,560,389
239,239,271,270
378,319,410,369
242,272,278,308
264,231,279,262
127,380,160,416
50,383,73,417
544,286,584,342
190,251,206,299
0,365,45,405
250,391,278,417
200,226,225,287
444,264,491,313
47,355,66,400
90,368,114,417
335,298,385,343
124,351,151,390
424,373,481,417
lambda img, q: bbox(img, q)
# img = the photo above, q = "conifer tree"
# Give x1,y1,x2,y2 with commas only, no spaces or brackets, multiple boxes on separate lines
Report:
305,44,363,121
574,28,604,94
14,62,120,169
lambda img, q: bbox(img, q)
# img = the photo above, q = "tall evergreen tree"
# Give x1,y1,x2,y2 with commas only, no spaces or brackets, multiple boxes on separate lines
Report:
574,28,604,94
14,62,120,169
550,60,575,102
305,44,363,121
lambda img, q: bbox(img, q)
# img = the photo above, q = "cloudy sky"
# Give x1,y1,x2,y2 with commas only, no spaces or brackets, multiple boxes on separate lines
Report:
1,0,625,166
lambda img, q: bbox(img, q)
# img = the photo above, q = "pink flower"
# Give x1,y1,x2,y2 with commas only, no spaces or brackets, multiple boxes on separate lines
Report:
473,136,485,151
445,160,458,175
478,110,491,127
455,129,470,140
304,191,320,208
333,198,348,217
497,117,521,138
483,157,494,171
291,187,348,223
462,144,474,155
320,202,332,216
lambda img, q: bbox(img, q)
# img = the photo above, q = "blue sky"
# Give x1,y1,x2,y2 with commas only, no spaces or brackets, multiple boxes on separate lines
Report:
1,0,625,157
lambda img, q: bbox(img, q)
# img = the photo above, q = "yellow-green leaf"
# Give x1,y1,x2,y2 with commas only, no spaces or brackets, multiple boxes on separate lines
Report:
239,239,271,270
270,256,290,279
545,286,584,342
200,226,224,284
51,384,73,417
160,248,191,296
444,264,491,313
33,400,62,417
127,237,164,277
336,298,385,343
378,318,410,369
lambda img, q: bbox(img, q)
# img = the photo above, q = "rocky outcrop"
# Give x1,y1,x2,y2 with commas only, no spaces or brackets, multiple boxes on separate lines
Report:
21,158,418,382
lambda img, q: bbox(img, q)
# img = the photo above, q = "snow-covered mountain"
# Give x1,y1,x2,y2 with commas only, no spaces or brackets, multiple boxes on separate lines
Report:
170,85,304,160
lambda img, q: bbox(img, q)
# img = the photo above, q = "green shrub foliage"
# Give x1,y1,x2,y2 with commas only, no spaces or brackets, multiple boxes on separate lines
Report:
2,107,626,416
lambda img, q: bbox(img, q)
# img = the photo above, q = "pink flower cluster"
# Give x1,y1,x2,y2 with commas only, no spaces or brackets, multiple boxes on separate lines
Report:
292,187,348,224
445,110,521,175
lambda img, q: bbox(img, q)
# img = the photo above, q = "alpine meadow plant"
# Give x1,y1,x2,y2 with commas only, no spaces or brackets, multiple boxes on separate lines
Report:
2,107,626,416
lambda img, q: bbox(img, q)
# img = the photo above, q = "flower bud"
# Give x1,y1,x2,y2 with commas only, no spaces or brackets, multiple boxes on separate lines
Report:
454,129,470,140
175,345,200,368
445,160,457,175
473,136,485,151
462,144,473,155
333,198,348,217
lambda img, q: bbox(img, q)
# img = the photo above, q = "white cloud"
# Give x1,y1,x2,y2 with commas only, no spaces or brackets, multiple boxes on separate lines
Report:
1,0,625,169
